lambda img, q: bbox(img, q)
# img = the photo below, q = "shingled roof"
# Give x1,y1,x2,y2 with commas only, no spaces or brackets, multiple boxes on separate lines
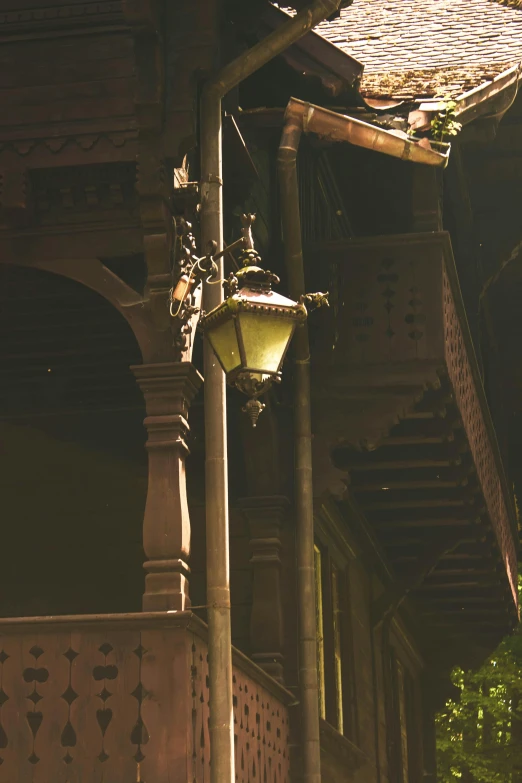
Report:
310,0,522,100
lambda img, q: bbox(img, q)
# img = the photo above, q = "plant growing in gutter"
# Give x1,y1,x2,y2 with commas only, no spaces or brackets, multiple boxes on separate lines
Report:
431,99,462,142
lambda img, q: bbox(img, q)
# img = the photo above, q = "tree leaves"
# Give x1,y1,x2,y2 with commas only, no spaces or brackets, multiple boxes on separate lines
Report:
437,577,522,781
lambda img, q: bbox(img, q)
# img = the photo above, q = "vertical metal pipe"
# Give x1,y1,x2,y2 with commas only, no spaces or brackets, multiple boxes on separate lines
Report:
276,98,448,783
278,116,322,783
200,91,234,783
199,6,342,783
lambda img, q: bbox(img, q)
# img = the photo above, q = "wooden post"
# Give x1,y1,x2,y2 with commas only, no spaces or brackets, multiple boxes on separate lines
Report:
132,362,202,611
411,164,442,233
239,496,288,683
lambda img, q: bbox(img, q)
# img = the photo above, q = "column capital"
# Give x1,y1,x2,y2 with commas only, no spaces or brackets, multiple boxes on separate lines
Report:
238,495,289,529
132,361,202,417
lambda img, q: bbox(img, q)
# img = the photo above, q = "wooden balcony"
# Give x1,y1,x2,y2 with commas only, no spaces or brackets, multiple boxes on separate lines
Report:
310,232,519,660
0,612,292,782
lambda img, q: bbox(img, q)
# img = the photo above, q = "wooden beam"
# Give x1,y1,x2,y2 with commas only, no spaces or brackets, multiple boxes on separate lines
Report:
353,479,466,492
373,517,476,529
421,607,512,617
395,552,484,563
402,411,439,420
383,433,455,446
418,580,497,591
347,457,462,471
363,498,467,511
382,534,476,548
429,568,493,577
419,595,501,605
371,533,464,627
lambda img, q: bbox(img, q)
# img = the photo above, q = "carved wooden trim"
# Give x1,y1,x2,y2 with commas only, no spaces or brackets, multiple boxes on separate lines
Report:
0,255,156,356
238,496,289,684
1,253,183,363
122,0,176,352
0,133,138,166
442,258,518,606
309,232,518,612
132,362,202,611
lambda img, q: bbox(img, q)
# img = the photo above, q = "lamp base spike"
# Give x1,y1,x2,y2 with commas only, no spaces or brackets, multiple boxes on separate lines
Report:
242,398,266,428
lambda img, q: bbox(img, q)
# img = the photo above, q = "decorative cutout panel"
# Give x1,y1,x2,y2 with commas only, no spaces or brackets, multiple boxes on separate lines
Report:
233,667,290,783
189,635,291,783
0,616,291,782
443,265,518,604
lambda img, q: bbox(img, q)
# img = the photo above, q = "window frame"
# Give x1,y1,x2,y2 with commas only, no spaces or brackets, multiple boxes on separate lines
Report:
383,623,424,783
313,516,359,744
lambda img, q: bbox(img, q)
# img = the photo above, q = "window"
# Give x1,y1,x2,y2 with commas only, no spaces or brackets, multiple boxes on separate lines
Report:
383,635,421,783
331,563,344,735
313,540,358,742
314,543,326,720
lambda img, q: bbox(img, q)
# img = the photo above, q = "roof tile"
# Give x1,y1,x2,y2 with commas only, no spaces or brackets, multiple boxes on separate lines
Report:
308,0,522,99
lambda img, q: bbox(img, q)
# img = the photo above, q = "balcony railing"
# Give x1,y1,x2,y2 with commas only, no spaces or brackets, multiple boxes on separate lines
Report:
310,232,518,618
0,611,292,782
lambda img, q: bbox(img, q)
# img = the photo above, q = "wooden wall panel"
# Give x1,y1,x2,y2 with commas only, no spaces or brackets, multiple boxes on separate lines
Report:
0,34,136,141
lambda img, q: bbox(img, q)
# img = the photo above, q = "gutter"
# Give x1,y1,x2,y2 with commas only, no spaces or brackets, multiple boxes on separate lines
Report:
288,98,451,165
277,97,448,783
198,5,344,783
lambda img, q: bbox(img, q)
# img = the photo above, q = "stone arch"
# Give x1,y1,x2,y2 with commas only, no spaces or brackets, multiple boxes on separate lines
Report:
0,264,148,616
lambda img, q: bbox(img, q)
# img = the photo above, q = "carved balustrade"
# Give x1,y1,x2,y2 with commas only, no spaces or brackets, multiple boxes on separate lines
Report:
0,612,291,783
311,232,518,611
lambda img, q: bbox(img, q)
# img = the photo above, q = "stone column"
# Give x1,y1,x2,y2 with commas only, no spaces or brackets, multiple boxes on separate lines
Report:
132,361,202,611
238,496,289,683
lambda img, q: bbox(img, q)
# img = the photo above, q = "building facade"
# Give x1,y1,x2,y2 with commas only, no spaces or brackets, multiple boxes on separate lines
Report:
0,1,520,781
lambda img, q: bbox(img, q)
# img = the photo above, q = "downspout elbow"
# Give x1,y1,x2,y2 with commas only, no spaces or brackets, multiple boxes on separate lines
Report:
202,0,342,103
277,120,303,167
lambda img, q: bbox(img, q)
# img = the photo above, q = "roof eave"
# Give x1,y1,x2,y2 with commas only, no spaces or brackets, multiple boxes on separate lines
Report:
411,64,520,130
260,4,364,91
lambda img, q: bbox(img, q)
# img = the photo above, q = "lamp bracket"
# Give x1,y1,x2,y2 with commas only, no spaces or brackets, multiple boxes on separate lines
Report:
170,231,248,325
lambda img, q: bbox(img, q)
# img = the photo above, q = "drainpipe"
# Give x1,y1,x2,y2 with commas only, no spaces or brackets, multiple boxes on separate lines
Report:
277,98,448,783
198,6,342,783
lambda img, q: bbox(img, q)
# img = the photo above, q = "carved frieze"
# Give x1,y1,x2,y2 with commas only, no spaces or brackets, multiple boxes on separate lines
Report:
0,132,137,160
31,162,138,223
0,167,31,227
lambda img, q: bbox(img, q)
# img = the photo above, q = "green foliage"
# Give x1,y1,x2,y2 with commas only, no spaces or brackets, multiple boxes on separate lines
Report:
437,579,522,782
431,100,462,142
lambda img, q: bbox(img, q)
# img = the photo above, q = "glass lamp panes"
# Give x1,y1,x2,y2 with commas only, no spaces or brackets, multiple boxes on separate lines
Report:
238,312,295,374
206,318,241,374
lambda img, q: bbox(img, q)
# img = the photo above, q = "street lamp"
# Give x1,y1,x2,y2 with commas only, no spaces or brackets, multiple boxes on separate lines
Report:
200,246,307,426
170,215,327,426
